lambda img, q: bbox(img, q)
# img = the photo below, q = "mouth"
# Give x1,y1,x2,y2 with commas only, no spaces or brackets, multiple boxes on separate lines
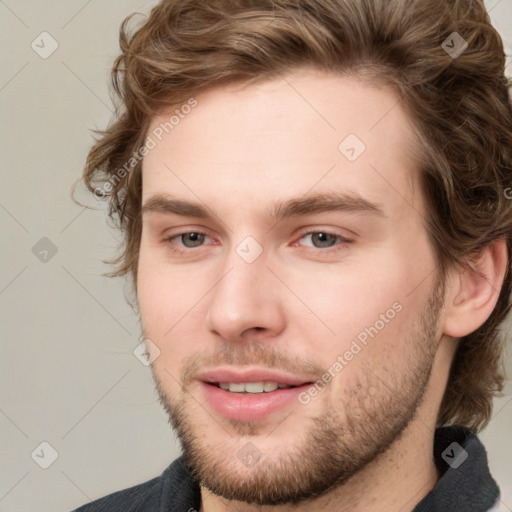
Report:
197,368,315,422
209,382,298,393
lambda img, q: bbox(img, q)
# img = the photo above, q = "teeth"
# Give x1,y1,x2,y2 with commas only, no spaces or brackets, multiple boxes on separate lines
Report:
217,382,292,393
244,382,264,393
228,383,246,392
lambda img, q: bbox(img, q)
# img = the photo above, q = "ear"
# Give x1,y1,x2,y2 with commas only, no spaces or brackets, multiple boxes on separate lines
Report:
443,239,508,338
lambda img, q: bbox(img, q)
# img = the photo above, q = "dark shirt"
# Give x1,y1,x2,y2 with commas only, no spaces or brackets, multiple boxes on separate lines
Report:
72,426,501,512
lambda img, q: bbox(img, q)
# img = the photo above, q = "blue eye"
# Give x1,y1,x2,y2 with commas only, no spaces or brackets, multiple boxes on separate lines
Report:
299,232,341,248
164,231,209,252
163,229,351,255
178,232,206,248
298,231,350,249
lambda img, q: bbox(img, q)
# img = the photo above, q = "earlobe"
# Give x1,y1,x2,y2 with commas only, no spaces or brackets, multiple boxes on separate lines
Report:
443,239,508,338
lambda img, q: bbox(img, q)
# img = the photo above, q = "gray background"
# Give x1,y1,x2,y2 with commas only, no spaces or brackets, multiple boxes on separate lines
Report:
0,1,511,511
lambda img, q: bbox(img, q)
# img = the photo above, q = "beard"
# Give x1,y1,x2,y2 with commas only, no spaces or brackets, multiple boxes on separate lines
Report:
150,280,445,506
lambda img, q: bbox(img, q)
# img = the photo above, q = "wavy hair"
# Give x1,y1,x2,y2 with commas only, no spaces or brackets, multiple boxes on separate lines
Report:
80,0,512,431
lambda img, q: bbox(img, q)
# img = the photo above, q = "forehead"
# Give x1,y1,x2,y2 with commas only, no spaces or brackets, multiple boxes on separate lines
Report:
142,68,422,218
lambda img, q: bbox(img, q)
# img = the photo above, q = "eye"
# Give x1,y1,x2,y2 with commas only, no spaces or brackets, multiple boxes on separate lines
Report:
163,229,352,254
297,231,351,249
165,231,212,249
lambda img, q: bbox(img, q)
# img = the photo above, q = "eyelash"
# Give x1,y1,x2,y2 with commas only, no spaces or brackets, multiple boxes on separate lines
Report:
163,229,353,254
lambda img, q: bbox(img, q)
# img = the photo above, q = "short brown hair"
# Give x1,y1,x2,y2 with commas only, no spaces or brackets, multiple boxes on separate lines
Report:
81,0,512,431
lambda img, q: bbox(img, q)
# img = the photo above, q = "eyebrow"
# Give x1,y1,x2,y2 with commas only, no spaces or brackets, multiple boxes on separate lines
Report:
141,192,385,221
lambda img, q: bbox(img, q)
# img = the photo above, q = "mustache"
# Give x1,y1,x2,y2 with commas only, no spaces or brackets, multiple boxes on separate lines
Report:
180,342,326,386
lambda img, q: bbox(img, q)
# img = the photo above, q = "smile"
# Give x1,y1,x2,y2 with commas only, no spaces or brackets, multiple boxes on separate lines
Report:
215,382,297,393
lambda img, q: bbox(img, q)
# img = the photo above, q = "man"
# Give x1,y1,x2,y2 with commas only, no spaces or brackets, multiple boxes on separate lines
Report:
74,0,512,510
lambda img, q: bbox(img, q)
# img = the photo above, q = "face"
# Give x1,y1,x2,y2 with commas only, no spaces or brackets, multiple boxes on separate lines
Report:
137,68,444,506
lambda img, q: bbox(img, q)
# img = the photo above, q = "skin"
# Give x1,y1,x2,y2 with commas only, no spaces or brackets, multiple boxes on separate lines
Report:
136,68,507,512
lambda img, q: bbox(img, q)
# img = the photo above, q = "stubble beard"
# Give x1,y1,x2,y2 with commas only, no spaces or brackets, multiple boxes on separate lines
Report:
151,283,444,506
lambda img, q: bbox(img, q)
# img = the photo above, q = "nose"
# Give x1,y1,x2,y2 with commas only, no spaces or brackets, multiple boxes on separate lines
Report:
205,244,286,342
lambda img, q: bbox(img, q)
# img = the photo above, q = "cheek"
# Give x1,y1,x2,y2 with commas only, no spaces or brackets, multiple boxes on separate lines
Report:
137,248,198,355
137,248,224,385
286,248,431,361
138,271,192,386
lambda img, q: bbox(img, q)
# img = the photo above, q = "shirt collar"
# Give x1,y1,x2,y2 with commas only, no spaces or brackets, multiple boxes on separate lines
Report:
163,425,499,512
413,425,499,512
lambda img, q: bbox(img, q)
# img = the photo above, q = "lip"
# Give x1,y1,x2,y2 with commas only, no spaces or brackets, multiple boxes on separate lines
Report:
197,367,314,422
197,367,313,386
